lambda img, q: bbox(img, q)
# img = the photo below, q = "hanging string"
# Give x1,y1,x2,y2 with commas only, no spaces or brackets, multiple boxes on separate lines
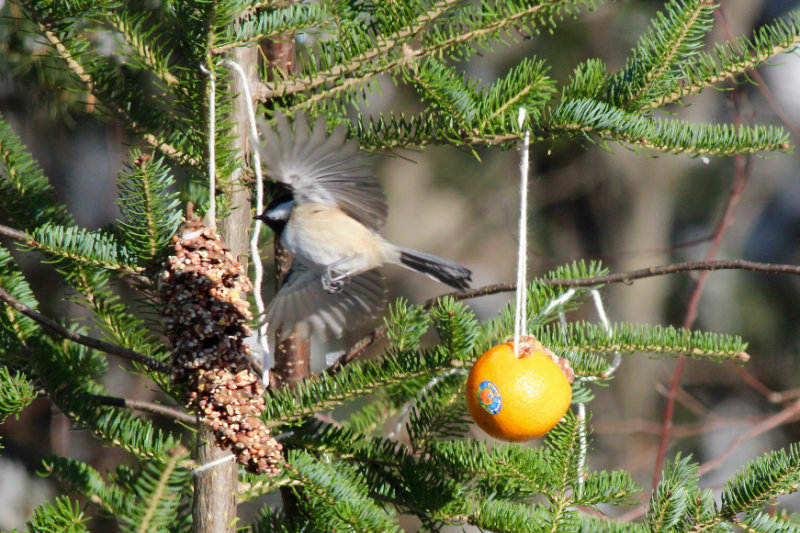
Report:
199,62,216,228
513,107,531,356
191,453,235,476
591,288,621,376
224,60,272,378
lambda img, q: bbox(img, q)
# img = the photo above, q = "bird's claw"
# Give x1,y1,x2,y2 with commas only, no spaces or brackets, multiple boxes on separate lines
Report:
323,267,349,294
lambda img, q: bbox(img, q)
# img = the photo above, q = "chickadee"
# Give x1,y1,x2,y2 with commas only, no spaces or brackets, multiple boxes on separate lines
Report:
255,114,472,340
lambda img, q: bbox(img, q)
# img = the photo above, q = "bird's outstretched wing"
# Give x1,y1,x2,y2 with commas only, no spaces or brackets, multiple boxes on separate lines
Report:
266,260,387,340
256,114,388,231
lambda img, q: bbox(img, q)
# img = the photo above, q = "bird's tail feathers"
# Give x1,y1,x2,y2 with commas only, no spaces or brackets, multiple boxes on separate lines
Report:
397,247,472,290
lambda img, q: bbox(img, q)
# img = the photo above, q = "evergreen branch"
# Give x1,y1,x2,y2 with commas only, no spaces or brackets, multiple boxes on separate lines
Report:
646,454,698,532
630,0,713,106
602,0,715,109
0,113,73,228
428,440,559,499
544,259,800,286
42,456,128,516
478,57,555,129
643,11,800,110
237,472,294,503
0,367,36,422
406,371,471,451
537,321,749,364
577,470,641,506
134,446,190,533
28,224,142,276
692,442,800,531
213,3,332,54
551,98,791,156
87,394,195,425
463,498,552,533
286,420,414,472
265,345,460,426
38,27,201,168
283,1,585,112
25,496,89,532
420,0,593,60
116,151,182,264
404,58,479,129
738,512,800,533
578,515,648,533
283,450,400,531
0,245,49,355
257,0,461,100
105,11,181,90
40,363,182,460
0,284,169,372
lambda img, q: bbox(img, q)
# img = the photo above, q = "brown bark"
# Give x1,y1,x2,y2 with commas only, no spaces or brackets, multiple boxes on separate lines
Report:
191,46,258,533
262,18,310,392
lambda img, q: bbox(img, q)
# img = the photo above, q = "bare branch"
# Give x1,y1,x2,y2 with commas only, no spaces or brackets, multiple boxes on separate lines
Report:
88,394,195,425
0,284,170,373
0,224,31,242
333,259,800,373
699,398,800,475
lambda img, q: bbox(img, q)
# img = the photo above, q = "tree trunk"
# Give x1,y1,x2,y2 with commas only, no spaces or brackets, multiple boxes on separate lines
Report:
191,46,258,533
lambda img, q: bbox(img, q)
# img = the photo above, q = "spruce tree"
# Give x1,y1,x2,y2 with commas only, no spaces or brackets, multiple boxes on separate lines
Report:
1,1,799,531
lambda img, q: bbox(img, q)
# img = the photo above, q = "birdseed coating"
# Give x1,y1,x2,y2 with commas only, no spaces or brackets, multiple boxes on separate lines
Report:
159,215,282,475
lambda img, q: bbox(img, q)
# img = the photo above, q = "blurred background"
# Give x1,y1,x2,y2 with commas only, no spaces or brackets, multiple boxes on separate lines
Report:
2,0,800,529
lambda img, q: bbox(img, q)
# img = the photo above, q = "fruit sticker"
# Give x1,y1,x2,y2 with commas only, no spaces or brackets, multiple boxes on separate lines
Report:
477,380,502,414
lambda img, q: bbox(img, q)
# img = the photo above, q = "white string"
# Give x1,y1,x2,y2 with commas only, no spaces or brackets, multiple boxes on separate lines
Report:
387,368,468,439
191,453,235,476
513,107,531,356
224,60,272,378
199,63,216,228
558,306,586,496
576,402,588,498
538,288,576,321
591,288,621,376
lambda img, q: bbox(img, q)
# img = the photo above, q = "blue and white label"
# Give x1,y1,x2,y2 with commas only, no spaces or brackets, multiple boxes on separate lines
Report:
477,380,502,414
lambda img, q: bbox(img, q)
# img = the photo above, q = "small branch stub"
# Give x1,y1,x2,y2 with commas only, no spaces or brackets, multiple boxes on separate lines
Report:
159,215,282,475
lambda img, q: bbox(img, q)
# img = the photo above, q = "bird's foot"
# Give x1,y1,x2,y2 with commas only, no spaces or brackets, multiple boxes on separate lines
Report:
323,267,349,294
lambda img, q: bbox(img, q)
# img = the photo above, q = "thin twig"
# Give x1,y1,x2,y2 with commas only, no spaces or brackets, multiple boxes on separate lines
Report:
698,398,800,475
653,76,753,487
0,224,31,242
331,258,800,373
0,285,169,373
88,394,195,425
595,409,800,440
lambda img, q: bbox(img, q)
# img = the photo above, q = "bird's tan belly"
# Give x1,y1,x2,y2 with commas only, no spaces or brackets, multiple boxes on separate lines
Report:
283,205,391,268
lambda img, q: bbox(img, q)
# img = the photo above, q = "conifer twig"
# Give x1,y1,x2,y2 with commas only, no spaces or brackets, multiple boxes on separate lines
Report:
257,0,461,100
38,27,200,168
0,285,169,373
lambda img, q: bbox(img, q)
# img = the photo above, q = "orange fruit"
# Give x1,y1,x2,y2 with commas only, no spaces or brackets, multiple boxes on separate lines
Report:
465,336,573,442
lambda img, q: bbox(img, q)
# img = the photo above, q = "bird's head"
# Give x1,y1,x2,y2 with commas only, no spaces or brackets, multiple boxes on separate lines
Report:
257,192,294,234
